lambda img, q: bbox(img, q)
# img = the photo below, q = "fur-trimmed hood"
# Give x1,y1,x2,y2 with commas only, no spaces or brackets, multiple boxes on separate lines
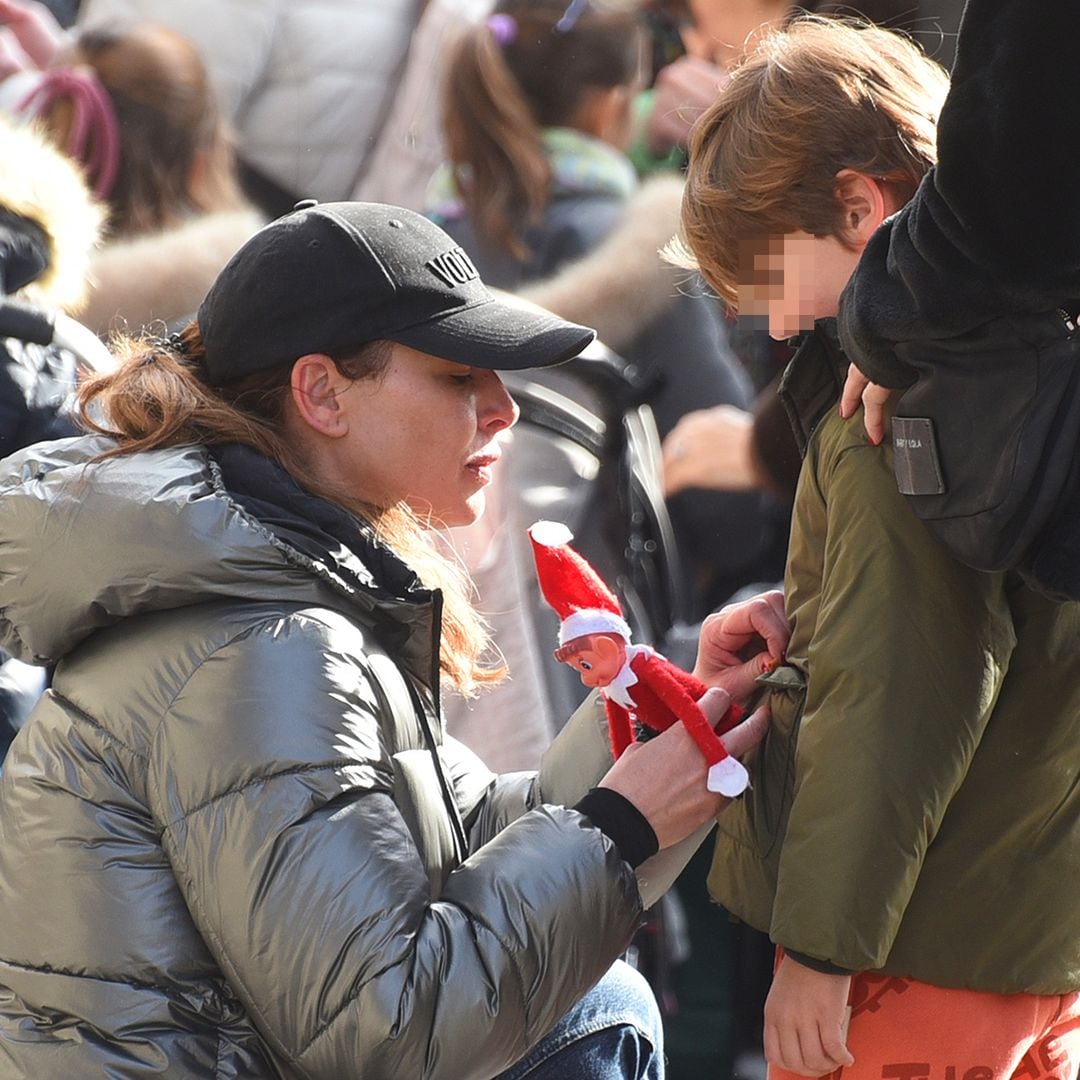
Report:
519,175,697,354
0,114,104,312
83,206,264,337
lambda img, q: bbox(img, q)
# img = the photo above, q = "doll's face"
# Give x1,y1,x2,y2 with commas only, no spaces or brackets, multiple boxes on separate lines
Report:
555,633,627,688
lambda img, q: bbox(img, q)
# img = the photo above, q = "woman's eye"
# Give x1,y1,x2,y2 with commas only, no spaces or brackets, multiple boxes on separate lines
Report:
451,372,474,385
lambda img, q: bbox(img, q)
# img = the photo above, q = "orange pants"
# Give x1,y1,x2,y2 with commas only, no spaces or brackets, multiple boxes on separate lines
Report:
768,970,1080,1080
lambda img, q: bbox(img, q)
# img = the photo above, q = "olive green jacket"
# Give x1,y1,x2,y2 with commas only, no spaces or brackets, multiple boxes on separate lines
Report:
709,325,1080,994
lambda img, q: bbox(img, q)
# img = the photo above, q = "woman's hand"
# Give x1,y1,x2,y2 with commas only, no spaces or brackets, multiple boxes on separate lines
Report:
693,589,789,700
839,362,892,446
662,404,757,496
599,688,768,849
764,955,855,1076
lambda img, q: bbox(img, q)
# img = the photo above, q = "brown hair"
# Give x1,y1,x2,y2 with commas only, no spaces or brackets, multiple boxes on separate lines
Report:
77,328,505,695
41,24,244,237
671,16,947,307
442,0,644,257
553,632,622,664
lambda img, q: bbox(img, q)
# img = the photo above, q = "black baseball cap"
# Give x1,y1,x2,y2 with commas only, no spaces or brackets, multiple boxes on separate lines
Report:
196,201,596,384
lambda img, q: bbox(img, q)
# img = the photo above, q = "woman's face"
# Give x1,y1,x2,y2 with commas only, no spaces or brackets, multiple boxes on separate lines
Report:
336,343,519,527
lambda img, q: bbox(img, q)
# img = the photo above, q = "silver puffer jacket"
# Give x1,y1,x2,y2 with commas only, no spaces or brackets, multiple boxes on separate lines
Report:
0,437,652,1079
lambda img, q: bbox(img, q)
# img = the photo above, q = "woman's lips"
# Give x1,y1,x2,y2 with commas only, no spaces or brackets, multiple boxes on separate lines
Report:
465,451,500,483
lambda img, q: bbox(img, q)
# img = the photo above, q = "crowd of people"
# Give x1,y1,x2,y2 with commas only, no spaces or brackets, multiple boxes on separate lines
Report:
2,0,1077,1079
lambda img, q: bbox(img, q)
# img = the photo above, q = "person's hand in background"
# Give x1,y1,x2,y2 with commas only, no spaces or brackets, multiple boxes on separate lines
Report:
663,403,758,495
645,53,728,157
0,0,65,69
0,24,32,79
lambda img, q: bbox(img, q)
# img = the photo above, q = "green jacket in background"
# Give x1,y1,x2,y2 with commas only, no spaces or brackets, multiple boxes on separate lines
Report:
709,323,1080,995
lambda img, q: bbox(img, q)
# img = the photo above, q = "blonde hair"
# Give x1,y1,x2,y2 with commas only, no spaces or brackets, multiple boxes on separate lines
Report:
77,327,505,695
671,16,948,307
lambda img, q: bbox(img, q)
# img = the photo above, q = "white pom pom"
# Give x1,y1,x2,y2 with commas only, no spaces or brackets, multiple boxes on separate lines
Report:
707,757,750,797
529,520,574,547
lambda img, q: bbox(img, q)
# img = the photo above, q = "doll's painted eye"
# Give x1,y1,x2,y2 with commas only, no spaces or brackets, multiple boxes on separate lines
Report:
579,660,592,671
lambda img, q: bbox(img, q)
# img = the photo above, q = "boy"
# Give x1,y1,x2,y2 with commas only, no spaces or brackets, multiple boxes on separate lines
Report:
675,15,1080,1078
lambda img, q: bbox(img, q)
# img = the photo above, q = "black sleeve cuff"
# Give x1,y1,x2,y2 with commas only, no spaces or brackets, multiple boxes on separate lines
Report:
784,948,856,976
573,787,659,869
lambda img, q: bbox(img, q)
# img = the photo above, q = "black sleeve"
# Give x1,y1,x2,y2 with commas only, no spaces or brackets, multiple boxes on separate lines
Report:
784,948,856,977
838,0,1080,386
574,787,659,869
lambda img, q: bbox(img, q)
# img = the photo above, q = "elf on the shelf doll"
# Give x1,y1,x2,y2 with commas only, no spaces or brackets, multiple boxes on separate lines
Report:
528,520,750,796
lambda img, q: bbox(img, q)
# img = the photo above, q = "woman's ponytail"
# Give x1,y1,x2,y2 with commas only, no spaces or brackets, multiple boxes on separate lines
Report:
77,322,286,462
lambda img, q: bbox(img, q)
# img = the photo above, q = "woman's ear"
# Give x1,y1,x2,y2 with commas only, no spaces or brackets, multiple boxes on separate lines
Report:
834,168,889,249
289,354,350,438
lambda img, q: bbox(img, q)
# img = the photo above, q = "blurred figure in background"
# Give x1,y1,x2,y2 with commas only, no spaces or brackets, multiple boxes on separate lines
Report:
432,0,773,618
0,18,261,336
0,110,102,756
655,1,959,570
76,0,427,216
635,0,931,175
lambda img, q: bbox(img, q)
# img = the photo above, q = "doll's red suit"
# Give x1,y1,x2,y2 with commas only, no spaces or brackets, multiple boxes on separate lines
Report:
528,521,749,796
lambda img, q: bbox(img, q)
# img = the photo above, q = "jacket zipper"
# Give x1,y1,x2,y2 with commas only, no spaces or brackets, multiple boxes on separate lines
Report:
409,589,469,861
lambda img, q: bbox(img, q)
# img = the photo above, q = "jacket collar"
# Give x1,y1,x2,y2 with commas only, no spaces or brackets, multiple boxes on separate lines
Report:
209,443,440,687
777,318,847,459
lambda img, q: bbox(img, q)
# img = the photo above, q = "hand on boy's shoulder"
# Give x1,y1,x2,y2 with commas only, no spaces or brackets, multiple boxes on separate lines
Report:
839,362,892,446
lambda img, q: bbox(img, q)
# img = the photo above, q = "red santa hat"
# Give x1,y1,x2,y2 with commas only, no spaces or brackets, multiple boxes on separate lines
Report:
528,520,633,646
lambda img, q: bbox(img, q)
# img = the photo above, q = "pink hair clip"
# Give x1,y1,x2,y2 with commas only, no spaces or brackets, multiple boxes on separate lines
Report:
16,68,121,200
485,13,517,46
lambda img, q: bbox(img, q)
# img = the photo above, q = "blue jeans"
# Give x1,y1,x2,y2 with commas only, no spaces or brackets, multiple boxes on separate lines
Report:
494,959,664,1079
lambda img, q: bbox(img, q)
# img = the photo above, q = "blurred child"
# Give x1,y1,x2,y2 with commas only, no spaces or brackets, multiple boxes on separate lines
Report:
3,18,259,334
674,15,1080,1077
0,110,103,754
433,0,771,615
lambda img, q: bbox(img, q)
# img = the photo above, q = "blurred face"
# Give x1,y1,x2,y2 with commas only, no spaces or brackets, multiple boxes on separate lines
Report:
685,0,789,65
736,230,863,340
336,343,518,527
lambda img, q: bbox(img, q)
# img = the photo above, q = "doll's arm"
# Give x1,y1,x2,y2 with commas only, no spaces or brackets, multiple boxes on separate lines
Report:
603,698,634,760
637,659,727,767
636,657,750,796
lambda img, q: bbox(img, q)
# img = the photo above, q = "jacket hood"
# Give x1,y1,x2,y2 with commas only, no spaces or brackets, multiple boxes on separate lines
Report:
82,207,263,336
0,114,105,313
0,437,437,675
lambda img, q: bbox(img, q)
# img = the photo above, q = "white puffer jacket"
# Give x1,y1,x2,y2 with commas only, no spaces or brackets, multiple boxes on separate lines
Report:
78,0,420,201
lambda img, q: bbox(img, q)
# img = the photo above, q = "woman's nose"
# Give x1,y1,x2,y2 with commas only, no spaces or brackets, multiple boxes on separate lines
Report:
479,371,520,431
